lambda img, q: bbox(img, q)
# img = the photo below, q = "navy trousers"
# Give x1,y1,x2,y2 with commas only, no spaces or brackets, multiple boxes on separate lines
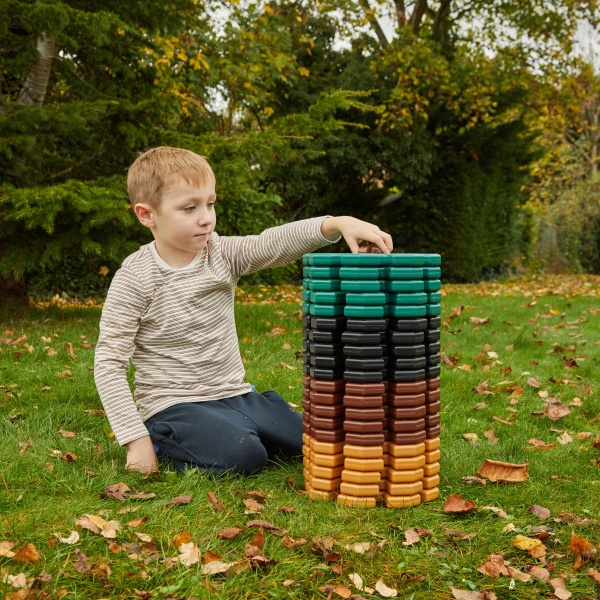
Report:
145,390,303,475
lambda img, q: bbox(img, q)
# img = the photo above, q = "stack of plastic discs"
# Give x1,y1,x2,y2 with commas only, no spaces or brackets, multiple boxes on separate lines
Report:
301,250,442,508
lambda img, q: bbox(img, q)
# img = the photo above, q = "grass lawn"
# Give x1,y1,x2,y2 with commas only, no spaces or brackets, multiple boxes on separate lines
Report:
0,275,599,600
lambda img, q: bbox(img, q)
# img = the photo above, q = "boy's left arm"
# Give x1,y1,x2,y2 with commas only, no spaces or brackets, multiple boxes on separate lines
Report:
320,216,393,254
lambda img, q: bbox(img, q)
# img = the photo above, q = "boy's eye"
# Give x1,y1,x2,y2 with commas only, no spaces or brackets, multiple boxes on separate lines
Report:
184,206,196,212
208,202,215,209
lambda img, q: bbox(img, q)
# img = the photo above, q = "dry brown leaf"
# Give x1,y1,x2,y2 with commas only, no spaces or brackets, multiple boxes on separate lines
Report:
52,531,79,545
451,588,497,600
178,542,201,566
482,506,508,518
217,527,244,540
12,543,39,563
0,541,16,558
527,377,540,387
251,527,265,548
529,566,551,581
200,560,234,575
549,577,572,600
483,429,499,445
443,494,478,514
588,568,600,585
462,476,487,486
374,579,397,597
243,498,265,512
319,584,353,599
246,520,286,536
477,459,529,482
164,494,192,507
282,534,306,548
569,533,593,554
546,402,571,421
470,316,490,325
529,505,550,520
172,531,191,548
507,566,531,582
477,554,509,577
311,538,341,562
445,529,477,541
125,516,148,528
58,429,75,438
350,542,371,553
462,433,479,445
402,529,421,546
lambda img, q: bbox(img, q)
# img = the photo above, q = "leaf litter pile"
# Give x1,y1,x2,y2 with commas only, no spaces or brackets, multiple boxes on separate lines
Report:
1,275,600,599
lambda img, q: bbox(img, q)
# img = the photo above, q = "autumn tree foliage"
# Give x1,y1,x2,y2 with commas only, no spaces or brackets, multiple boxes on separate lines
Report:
0,0,599,299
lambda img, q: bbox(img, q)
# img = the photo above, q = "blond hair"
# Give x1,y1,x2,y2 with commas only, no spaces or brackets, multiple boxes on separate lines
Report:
127,146,215,209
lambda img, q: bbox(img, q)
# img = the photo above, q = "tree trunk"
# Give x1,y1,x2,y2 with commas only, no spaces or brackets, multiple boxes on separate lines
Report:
358,0,390,48
17,34,56,107
408,0,428,35
0,274,28,305
394,0,407,27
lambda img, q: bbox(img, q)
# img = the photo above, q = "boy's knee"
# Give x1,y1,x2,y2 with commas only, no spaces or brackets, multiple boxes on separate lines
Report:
219,435,268,475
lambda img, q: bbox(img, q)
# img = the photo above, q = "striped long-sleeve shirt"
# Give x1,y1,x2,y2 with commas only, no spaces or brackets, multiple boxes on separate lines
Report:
94,216,336,445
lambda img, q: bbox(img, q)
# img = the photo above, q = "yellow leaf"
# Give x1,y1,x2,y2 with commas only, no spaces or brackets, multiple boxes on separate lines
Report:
116,27,125,36
264,106,274,117
513,535,542,551
263,4,273,14
298,67,310,77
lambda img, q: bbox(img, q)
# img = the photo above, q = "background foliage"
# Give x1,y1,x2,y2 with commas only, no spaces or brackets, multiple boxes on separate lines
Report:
1,0,599,298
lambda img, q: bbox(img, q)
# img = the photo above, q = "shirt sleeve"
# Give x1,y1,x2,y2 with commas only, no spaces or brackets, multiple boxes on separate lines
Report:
94,267,151,446
219,216,340,280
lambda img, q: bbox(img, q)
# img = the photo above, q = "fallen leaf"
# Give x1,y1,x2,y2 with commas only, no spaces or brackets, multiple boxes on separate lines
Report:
58,429,75,438
477,459,529,482
527,377,540,388
557,432,573,445
125,516,148,528
172,531,191,548
529,505,550,520
243,498,265,512
569,533,593,554
374,579,397,597
348,572,365,590
477,554,509,577
470,317,490,325
549,577,571,599
251,527,265,548
351,542,372,553
217,527,244,540
443,494,477,514
451,588,497,600
507,566,531,582
462,476,487,486
53,531,79,544
164,494,192,507
529,566,551,581
246,520,286,536
311,538,341,562
483,429,499,445
12,543,39,563
588,568,600,585
207,492,224,510
462,433,479,445
200,560,234,575
403,529,421,546
445,529,477,541
546,402,571,421
282,535,306,548
177,541,201,566
318,584,353,598
482,506,508,518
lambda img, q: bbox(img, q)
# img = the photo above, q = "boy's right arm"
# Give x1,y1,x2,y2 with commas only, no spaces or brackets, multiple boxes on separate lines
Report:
94,267,155,469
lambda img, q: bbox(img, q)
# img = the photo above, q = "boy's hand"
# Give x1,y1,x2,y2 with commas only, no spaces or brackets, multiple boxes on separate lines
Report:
125,436,159,473
321,216,393,254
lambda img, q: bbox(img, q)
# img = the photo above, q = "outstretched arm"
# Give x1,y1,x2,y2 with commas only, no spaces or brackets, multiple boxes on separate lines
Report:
126,436,158,473
321,216,393,253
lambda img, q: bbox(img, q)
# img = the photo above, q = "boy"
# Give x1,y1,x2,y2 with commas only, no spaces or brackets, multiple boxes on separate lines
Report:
94,146,393,474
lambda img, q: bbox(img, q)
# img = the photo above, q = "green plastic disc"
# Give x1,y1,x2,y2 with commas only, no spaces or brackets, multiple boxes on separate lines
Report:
384,267,424,280
301,301,311,314
423,279,441,292
301,290,311,302
341,280,385,292
308,254,344,266
421,254,442,266
339,267,382,280
387,305,428,318
426,303,442,316
309,291,346,304
427,291,442,303
388,292,427,305
345,292,387,306
384,280,425,292
310,304,345,317
388,254,426,266
344,305,387,318
340,254,383,267
302,254,313,265
303,266,340,279
305,279,341,291
423,267,441,278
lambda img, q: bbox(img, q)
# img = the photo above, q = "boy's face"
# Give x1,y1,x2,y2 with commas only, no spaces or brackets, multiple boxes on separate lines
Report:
139,176,217,267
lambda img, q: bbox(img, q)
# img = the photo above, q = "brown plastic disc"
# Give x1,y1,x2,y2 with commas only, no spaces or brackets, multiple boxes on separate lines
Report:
386,392,426,407
344,407,385,421
311,427,345,443
386,405,427,419
302,411,311,422
425,425,441,439
424,414,441,427
386,418,426,432
311,403,344,418
386,380,427,394
309,391,344,405
343,394,384,408
343,420,384,433
310,414,344,430
426,401,441,414
345,382,386,396
302,422,311,435
302,374,311,386
309,379,345,393
302,398,311,412
425,388,441,403
345,432,386,446
386,430,426,444
302,386,311,399
426,377,441,390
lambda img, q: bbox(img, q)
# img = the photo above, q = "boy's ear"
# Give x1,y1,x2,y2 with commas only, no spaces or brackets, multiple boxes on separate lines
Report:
134,203,155,228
